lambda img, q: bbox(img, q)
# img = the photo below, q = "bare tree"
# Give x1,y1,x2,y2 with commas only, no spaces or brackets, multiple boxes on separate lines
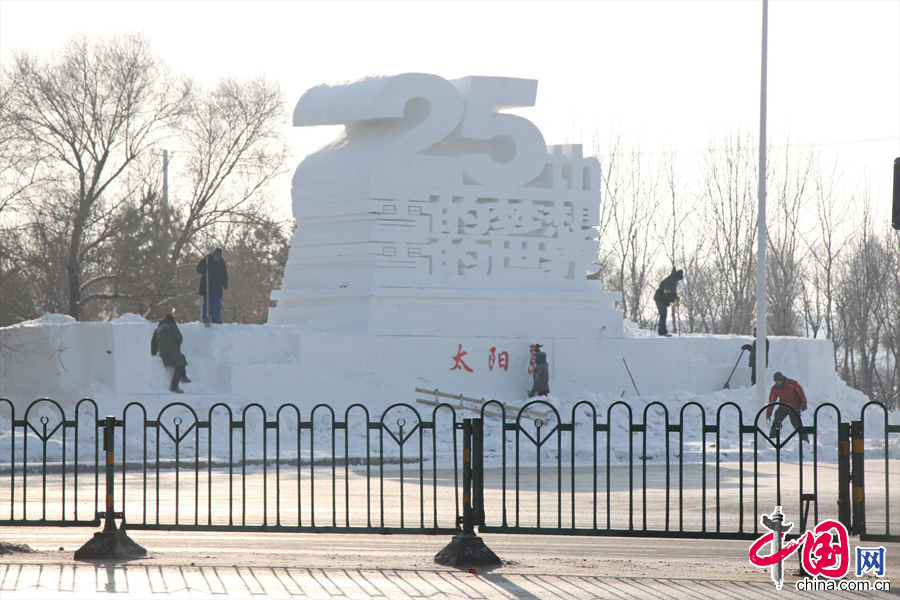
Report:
656,148,700,333
697,133,759,334
0,78,41,326
834,196,889,397
598,134,661,326
169,76,289,266
1,35,290,324
0,80,40,217
799,158,853,344
766,143,814,335
3,33,189,320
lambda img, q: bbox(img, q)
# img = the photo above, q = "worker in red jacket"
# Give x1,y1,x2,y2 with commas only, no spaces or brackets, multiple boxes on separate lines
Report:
766,371,809,442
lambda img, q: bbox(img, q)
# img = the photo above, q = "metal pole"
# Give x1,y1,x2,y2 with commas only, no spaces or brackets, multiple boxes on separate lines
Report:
756,0,769,409
461,419,473,535
837,422,851,530
204,256,211,326
472,418,485,527
162,150,169,210
850,420,866,535
434,416,500,567
103,415,117,532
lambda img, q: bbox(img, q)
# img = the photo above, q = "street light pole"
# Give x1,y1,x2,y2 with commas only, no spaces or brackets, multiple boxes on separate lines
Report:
162,149,169,210
756,0,769,409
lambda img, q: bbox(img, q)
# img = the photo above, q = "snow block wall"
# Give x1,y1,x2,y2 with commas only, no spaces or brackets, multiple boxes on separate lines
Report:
0,315,838,413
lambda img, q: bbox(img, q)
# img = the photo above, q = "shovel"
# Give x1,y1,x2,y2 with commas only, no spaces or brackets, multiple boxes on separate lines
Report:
723,348,747,389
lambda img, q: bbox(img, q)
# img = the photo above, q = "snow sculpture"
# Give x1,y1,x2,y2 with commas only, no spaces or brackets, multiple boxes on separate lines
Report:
269,74,622,337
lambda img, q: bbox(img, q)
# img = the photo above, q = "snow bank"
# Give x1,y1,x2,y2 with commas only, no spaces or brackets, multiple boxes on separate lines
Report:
2,379,896,470
1,315,896,469
0,314,841,411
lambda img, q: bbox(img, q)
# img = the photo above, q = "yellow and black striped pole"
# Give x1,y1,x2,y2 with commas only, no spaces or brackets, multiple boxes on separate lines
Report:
434,416,500,567
461,418,473,535
837,422,851,530
850,420,865,536
103,415,117,532
472,418,485,528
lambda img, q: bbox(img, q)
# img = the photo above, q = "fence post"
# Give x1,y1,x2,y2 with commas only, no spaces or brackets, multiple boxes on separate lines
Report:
850,420,865,536
74,415,145,560
103,415,116,532
472,418,485,527
461,419,474,535
434,418,499,567
837,422,851,530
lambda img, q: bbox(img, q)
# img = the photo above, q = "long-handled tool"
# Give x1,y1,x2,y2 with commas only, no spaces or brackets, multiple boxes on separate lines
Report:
673,299,680,336
622,358,640,396
723,348,747,389
204,256,212,328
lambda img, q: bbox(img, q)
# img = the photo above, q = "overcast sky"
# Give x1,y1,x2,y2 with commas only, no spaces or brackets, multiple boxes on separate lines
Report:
2,0,898,218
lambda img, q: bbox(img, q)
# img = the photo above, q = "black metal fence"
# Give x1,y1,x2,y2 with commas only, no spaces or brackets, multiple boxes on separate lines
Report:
1,397,897,542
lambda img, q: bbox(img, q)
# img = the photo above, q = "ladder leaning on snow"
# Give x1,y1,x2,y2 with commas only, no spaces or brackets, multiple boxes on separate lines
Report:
414,388,550,421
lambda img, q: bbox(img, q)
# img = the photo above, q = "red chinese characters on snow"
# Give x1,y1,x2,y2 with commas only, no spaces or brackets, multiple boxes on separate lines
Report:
488,347,509,372
450,344,511,373
450,343,474,372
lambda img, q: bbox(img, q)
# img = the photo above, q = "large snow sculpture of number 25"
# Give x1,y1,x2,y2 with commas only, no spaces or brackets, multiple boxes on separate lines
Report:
292,73,548,187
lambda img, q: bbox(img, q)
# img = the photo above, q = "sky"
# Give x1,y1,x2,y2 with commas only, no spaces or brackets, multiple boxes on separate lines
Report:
1,0,898,221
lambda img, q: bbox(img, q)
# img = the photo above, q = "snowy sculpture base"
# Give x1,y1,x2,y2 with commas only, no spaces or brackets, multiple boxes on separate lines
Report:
0,317,839,414
270,286,621,338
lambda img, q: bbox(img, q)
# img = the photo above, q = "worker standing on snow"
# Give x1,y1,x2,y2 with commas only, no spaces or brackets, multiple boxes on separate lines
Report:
529,343,550,398
766,371,809,442
653,267,684,337
151,312,191,394
741,327,769,386
197,248,228,324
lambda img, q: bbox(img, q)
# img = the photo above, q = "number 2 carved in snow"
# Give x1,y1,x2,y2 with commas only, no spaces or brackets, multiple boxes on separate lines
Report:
293,74,549,187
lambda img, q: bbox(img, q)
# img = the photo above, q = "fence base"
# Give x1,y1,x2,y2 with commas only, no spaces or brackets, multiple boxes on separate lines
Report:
74,527,146,561
434,533,501,568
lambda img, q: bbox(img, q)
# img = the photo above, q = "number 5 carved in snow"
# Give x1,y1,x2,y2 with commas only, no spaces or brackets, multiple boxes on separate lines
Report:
451,76,547,187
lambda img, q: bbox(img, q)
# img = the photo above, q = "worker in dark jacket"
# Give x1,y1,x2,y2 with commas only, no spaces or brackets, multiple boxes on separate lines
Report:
528,344,550,397
197,248,228,324
766,371,809,442
653,268,684,336
741,328,770,385
151,313,190,393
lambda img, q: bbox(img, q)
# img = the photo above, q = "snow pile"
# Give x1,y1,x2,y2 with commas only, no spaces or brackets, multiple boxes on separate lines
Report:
2,375,896,471
13,313,77,326
112,313,150,324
